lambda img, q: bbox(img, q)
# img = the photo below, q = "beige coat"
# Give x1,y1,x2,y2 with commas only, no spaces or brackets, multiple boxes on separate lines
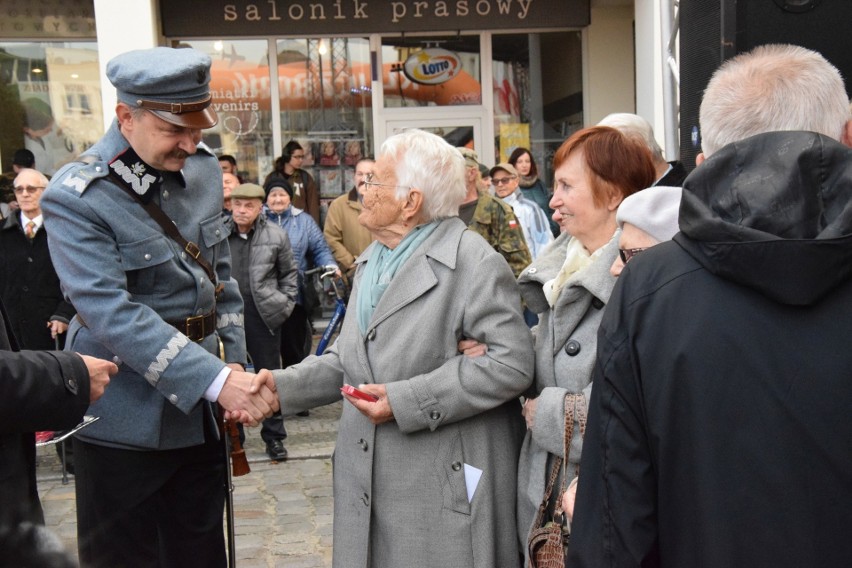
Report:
323,188,373,274
275,218,534,568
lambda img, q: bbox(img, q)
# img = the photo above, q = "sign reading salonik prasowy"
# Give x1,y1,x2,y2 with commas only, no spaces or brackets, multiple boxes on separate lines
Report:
160,0,590,37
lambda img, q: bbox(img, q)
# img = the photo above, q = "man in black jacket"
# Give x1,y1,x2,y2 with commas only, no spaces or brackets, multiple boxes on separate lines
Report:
571,44,852,567
0,297,115,527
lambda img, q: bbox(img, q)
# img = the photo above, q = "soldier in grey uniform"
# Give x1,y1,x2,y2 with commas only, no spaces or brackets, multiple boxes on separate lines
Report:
41,47,278,567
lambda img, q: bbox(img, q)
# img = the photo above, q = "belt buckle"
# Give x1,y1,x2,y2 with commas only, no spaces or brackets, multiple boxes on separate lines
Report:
185,313,205,341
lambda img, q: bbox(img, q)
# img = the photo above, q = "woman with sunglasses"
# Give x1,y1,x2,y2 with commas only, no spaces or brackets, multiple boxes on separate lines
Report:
515,126,655,565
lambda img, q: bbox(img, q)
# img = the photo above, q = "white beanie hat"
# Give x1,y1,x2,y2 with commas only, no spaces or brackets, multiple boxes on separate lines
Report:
616,186,683,243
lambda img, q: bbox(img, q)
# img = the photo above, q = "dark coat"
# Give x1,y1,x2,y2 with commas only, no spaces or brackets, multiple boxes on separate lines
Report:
0,298,89,526
571,132,852,567
0,212,75,350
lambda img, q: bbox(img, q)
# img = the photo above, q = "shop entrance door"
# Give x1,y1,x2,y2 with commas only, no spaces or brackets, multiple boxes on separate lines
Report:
381,115,486,160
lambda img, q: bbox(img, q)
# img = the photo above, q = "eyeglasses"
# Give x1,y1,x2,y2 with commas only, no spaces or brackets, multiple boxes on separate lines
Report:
619,247,647,264
491,176,517,186
362,173,410,192
13,185,45,194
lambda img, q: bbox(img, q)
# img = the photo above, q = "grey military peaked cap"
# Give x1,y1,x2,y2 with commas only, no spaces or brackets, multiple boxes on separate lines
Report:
107,46,218,129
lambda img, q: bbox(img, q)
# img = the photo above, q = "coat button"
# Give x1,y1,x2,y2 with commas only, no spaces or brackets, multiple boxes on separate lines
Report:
27,257,33,262
451,461,462,471
430,410,441,420
95,166,102,172
168,394,179,404
144,253,152,261
527,267,537,274
565,340,581,356
112,356,122,366
357,438,369,451
22,286,28,292
367,329,376,341
68,378,77,390
591,297,604,310
162,190,169,200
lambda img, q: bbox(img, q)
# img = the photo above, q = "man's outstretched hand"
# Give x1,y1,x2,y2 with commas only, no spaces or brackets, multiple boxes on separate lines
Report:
218,369,278,426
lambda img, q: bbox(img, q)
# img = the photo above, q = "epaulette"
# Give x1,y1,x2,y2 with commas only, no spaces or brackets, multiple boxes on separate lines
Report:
54,159,110,196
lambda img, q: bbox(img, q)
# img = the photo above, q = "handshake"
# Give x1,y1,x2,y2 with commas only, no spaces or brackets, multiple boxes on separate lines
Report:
218,365,280,426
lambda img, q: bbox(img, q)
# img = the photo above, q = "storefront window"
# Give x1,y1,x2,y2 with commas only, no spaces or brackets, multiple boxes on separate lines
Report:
275,37,373,202
181,39,273,186
491,32,582,187
0,41,102,178
382,35,481,108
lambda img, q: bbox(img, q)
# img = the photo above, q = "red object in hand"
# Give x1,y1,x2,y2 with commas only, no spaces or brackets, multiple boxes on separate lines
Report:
35,431,55,443
340,384,378,402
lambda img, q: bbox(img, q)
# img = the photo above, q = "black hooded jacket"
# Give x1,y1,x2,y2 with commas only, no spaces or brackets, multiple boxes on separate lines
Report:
570,131,852,567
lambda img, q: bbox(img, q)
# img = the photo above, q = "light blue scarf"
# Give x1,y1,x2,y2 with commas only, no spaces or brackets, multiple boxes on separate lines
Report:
357,221,440,334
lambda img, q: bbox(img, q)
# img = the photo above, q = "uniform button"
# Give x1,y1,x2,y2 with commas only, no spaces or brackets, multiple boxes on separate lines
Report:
215,229,221,236
591,298,604,310
144,253,152,261
200,278,206,288
162,190,170,200
181,252,187,260
357,439,368,451
451,461,462,471
168,394,179,404
367,329,376,341
565,340,581,356
95,166,102,172
430,410,441,420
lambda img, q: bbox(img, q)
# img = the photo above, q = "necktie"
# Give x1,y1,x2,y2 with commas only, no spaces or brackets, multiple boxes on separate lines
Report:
25,221,35,240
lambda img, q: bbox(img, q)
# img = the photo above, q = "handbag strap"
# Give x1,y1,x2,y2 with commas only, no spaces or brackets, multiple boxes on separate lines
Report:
533,392,586,528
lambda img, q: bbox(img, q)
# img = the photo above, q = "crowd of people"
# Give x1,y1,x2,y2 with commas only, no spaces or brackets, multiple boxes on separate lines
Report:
2,41,851,568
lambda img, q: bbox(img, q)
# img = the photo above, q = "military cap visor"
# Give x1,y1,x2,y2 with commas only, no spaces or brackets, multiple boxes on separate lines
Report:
142,96,219,130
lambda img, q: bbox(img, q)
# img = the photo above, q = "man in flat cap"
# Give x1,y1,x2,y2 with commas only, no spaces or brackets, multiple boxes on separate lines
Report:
41,46,278,567
228,182,298,460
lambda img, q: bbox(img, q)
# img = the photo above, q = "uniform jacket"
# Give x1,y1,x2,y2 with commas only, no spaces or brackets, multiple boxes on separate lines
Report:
0,212,75,350
0,298,89,525
516,232,619,565
229,214,298,331
571,132,852,567
468,193,533,278
274,217,534,568
266,205,337,305
41,120,246,450
323,188,373,274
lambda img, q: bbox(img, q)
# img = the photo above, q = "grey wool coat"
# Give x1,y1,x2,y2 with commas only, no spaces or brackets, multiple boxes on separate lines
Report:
274,217,534,568
514,232,619,566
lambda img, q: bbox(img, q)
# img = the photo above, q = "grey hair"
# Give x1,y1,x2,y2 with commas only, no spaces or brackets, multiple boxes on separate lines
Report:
14,168,49,187
379,129,467,221
598,113,665,163
700,44,850,157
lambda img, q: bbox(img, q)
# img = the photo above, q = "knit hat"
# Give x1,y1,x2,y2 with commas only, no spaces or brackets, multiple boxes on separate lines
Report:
616,186,682,242
230,183,265,200
263,174,293,199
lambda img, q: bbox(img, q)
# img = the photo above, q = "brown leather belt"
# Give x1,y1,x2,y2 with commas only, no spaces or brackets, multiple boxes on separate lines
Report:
166,310,216,342
76,309,216,343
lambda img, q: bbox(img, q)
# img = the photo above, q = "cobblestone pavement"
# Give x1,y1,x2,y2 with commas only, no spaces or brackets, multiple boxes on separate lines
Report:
36,400,342,567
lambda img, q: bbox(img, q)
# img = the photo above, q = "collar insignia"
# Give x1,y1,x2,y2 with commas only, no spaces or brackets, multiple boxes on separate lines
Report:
109,147,163,203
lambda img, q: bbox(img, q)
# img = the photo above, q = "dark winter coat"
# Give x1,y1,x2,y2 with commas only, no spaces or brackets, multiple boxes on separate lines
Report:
571,131,852,567
0,212,75,350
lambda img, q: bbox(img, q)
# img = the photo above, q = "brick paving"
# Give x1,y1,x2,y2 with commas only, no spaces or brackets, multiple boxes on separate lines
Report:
36,400,342,567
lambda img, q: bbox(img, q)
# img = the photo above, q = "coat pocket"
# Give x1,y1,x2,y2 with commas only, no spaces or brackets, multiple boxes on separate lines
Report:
435,425,472,515
118,234,174,295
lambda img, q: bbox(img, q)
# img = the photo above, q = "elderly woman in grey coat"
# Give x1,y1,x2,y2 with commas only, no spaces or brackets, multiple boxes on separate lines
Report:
272,129,534,568
514,126,655,565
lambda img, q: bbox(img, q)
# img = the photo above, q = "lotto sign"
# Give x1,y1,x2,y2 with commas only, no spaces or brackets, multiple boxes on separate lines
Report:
402,48,462,85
